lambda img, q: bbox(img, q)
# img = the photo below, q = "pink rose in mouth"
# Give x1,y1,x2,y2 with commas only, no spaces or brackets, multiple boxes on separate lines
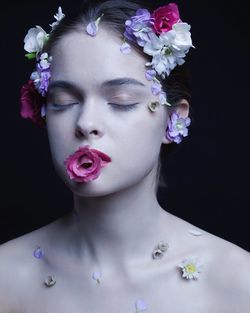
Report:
152,3,180,35
64,145,112,183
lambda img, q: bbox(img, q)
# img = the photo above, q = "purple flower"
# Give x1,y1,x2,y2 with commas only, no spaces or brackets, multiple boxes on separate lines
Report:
145,69,156,81
37,68,51,96
166,111,191,144
124,9,154,47
120,42,132,54
31,53,52,96
151,81,162,96
158,91,168,104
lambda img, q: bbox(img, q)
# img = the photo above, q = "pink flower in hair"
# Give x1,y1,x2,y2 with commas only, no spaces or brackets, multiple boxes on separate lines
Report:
64,145,112,183
20,79,46,127
152,3,180,35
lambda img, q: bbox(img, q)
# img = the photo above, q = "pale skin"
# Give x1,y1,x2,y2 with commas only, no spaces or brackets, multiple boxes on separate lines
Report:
0,28,249,313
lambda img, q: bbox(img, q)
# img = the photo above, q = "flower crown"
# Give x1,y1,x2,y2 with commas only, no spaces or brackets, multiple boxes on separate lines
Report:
120,3,194,106
20,3,192,144
20,7,65,127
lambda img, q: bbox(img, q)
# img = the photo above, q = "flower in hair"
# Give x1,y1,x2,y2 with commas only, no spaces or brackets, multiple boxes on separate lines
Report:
50,6,65,30
24,26,49,59
123,3,193,106
178,256,203,280
20,79,46,127
152,3,180,34
21,7,64,125
124,9,154,47
120,42,132,54
31,52,52,96
166,111,191,144
124,3,193,79
86,14,104,37
144,22,193,78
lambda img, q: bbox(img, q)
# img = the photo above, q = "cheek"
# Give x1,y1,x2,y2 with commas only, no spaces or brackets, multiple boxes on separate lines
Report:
46,115,74,163
116,109,166,171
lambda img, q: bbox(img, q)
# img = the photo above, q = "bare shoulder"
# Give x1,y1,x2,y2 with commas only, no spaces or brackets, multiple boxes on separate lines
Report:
184,223,250,311
0,218,61,313
206,235,250,310
173,216,250,311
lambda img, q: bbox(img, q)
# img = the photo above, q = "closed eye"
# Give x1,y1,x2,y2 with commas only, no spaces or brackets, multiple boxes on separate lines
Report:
47,102,79,111
108,103,139,111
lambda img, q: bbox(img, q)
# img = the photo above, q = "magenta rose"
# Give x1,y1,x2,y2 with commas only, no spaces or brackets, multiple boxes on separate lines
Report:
64,145,112,183
152,3,180,35
20,79,46,127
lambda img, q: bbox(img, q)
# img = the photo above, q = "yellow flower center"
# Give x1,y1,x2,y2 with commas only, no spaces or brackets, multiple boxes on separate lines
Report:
176,121,183,130
185,263,196,274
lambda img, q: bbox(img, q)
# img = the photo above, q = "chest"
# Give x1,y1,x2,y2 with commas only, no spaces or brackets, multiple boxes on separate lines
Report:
17,271,218,313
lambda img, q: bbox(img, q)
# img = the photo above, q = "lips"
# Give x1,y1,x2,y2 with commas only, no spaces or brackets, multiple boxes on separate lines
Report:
64,145,112,183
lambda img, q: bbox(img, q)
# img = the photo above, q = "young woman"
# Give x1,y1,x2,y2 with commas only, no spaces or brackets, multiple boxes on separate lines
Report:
0,1,249,312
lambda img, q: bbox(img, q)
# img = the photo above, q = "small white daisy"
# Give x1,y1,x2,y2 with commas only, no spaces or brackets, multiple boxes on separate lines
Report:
178,256,203,280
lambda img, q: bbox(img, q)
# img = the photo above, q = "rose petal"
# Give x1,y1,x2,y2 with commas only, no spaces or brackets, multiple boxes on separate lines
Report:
64,146,111,183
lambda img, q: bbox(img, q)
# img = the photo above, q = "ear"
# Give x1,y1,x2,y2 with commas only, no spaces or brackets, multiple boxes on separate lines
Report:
161,98,190,144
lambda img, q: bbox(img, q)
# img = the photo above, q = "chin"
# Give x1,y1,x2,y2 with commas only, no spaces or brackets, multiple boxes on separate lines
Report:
66,172,143,198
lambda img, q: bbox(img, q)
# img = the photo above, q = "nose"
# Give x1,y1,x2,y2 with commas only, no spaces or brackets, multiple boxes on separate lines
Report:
75,100,104,140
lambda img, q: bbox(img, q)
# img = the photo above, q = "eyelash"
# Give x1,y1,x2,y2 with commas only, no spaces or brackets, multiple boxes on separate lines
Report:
48,103,79,111
108,103,139,111
48,102,139,111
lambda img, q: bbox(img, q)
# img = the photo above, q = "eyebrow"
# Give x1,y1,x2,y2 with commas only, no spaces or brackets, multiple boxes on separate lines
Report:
48,81,80,93
101,77,146,88
48,77,146,94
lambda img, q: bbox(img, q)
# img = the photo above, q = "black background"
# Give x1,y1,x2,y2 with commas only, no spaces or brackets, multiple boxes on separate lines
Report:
1,1,249,251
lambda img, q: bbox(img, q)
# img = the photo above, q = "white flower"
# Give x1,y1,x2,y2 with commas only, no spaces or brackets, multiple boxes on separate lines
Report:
171,22,193,52
178,256,203,280
30,70,40,81
143,23,193,78
39,52,52,70
50,7,65,30
24,26,48,54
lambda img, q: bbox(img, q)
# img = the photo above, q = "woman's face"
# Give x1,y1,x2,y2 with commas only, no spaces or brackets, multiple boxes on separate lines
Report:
46,28,169,196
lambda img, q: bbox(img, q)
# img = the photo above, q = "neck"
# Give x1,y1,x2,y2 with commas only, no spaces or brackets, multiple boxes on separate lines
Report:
65,168,171,270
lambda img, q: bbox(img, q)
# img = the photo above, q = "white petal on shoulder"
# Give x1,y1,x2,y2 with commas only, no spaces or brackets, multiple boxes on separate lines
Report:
188,229,203,236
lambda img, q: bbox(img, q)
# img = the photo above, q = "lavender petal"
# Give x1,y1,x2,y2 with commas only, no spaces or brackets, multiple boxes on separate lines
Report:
33,246,44,259
120,42,132,54
135,299,148,312
86,22,98,37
